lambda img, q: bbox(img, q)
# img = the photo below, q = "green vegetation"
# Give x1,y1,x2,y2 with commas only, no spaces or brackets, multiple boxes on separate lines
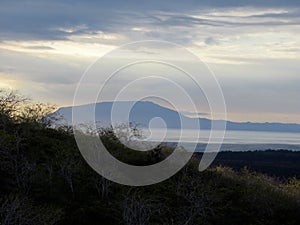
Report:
0,90,300,225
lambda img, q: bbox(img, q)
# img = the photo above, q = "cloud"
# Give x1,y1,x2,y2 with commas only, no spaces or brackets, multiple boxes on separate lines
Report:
204,37,218,45
0,49,84,85
24,46,55,50
181,111,210,118
1,0,300,122
1,1,300,43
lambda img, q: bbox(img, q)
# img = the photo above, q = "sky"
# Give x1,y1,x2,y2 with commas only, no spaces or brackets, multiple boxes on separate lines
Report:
1,0,300,123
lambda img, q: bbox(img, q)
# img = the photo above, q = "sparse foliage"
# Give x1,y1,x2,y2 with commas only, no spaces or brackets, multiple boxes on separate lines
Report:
1,90,300,225
121,191,161,225
0,195,62,225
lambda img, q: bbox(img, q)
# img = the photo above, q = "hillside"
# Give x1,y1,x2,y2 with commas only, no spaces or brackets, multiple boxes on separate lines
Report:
1,92,300,225
57,101,300,133
1,119,300,224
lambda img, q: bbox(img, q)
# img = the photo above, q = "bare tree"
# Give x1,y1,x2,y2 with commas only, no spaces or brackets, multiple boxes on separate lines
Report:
173,178,214,225
0,89,28,130
59,160,75,195
0,89,58,128
0,90,59,193
0,129,35,193
58,149,81,197
0,195,62,225
18,103,58,126
121,190,161,225
93,175,114,199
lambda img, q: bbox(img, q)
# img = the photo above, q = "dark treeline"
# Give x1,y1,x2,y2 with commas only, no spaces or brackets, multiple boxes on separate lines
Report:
0,90,300,225
205,150,300,179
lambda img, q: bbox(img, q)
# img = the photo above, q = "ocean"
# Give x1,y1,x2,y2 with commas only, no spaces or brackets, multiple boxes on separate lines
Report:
140,128,300,152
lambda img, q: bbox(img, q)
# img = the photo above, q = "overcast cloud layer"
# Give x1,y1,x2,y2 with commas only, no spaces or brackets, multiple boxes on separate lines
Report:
1,0,300,123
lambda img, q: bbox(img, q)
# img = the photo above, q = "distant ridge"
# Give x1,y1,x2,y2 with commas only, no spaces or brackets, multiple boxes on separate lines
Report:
55,101,300,133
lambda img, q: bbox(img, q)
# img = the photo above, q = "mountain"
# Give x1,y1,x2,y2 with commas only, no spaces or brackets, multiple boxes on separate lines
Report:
55,101,300,133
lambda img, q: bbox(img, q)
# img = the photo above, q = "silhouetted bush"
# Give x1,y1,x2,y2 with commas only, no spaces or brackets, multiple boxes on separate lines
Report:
0,90,300,225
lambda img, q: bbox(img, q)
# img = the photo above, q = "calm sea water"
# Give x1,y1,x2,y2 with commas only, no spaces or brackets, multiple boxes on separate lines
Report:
141,128,300,152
